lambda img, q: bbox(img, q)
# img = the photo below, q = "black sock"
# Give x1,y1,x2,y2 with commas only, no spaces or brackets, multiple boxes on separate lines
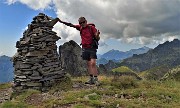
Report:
90,74,93,77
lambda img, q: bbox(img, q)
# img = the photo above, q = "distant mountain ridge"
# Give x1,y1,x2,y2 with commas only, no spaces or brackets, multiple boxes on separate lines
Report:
0,55,14,83
126,46,150,56
1,39,179,82
120,39,180,72
97,46,150,65
100,49,125,60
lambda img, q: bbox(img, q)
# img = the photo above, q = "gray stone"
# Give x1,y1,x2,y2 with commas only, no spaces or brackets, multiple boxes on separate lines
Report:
22,82,42,87
59,40,88,76
13,13,65,92
15,75,27,79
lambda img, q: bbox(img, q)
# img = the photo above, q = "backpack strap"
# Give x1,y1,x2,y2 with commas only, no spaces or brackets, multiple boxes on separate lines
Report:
88,25,99,49
88,25,95,38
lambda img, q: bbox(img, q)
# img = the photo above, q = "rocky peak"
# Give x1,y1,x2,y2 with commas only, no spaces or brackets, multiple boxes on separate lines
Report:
59,40,88,76
154,39,180,51
120,39,180,72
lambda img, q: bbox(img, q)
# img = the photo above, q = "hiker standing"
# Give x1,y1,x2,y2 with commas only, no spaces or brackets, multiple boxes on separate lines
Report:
58,17,100,85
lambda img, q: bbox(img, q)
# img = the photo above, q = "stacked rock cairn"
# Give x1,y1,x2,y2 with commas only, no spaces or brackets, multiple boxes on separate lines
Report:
12,13,65,92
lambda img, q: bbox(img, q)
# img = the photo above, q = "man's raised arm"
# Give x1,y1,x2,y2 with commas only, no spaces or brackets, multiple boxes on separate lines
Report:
58,18,77,28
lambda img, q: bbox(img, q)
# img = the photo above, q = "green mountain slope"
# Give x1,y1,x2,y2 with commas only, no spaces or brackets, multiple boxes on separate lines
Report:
120,39,180,72
112,66,142,80
161,65,180,81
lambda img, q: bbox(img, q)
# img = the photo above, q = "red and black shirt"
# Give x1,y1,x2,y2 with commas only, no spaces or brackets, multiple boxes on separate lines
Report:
74,24,97,48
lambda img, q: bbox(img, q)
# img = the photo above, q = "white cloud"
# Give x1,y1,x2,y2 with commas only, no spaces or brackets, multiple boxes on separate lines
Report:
0,52,3,56
5,0,180,46
6,0,52,10
5,0,17,4
53,22,81,45
52,0,180,45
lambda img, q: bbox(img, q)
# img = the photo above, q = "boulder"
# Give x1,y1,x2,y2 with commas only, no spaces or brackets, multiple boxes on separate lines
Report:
59,40,88,76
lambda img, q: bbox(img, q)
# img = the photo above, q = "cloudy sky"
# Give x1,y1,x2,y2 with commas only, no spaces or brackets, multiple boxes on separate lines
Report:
0,0,180,56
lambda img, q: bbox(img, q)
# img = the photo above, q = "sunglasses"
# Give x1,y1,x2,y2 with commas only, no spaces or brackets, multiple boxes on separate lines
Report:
79,21,86,24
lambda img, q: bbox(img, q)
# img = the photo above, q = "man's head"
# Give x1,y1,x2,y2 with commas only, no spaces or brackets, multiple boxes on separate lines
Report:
78,17,87,27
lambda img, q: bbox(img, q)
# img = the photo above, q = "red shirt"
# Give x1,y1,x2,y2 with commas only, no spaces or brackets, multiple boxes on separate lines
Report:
75,24,97,48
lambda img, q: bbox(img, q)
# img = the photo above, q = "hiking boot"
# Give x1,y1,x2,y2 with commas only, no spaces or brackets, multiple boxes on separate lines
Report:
85,77,94,85
94,77,100,86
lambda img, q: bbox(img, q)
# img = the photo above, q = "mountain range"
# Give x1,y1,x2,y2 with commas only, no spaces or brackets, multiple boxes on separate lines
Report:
97,46,150,65
0,55,14,83
0,46,150,83
120,39,180,72
0,39,179,83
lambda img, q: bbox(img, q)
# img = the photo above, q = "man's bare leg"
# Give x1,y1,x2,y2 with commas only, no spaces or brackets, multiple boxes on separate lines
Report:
86,59,99,85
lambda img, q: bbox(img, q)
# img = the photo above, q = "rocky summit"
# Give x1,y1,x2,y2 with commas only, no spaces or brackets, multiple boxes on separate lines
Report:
12,13,65,92
59,40,88,76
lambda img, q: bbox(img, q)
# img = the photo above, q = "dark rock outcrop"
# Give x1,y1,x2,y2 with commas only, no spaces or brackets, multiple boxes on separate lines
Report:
104,60,119,71
98,60,119,75
98,64,108,75
59,40,88,76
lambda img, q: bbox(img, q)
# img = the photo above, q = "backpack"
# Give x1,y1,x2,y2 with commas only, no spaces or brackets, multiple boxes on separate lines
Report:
80,24,100,49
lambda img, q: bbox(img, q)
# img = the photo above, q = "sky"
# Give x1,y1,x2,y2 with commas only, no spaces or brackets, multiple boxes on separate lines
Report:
0,0,180,57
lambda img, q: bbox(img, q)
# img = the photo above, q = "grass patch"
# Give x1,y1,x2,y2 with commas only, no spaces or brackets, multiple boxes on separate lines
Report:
0,83,12,90
111,76,139,89
12,89,40,101
88,94,101,100
112,66,134,73
49,75,73,93
0,101,30,108
0,89,40,108
1,75,180,108
73,103,88,108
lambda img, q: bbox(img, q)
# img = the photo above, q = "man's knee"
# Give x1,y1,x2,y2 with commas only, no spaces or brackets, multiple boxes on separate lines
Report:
87,61,96,67
91,61,96,67
87,59,97,67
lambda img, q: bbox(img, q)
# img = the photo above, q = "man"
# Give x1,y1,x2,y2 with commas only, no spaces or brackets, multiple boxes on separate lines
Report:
58,17,100,85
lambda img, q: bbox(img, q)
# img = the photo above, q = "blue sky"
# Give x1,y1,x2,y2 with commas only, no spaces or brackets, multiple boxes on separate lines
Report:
0,1,57,56
0,0,180,57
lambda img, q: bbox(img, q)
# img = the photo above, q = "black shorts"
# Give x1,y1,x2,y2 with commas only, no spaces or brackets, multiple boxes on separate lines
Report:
81,48,97,61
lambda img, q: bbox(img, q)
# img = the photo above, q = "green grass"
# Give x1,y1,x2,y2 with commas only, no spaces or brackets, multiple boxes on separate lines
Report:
161,65,180,81
49,75,73,93
139,65,170,80
0,83,12,90
0,89,40,108
0,102,30,108
111,76,139,89
1,75,180,108
112,66,134,73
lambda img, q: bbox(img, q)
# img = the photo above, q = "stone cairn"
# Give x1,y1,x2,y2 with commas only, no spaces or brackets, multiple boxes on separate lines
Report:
12,13,65,92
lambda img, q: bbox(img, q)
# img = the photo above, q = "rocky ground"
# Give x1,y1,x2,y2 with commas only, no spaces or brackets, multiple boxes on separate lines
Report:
0,76,179,108
0,87,13,103
0,81,99,108
30,82,100,106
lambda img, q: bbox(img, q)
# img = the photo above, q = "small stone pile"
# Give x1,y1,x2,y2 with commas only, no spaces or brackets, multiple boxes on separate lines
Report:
12,13,65,92
0,88,13,103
